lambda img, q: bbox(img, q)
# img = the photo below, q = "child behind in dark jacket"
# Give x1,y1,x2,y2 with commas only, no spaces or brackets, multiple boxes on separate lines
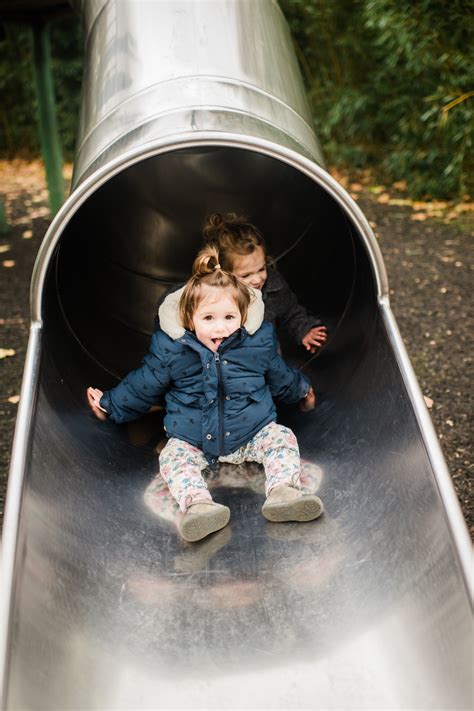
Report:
87,245,323,542
202,213,327,353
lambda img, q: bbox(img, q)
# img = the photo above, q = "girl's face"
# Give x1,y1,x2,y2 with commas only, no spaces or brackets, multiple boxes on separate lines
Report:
231,246,267,290
192,285,242,352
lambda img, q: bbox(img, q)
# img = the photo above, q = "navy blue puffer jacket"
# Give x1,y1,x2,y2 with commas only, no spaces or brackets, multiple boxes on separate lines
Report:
100,289,310,464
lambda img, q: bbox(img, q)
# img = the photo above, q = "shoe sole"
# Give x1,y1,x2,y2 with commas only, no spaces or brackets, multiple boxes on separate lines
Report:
180,507,230,542
262,496,323,523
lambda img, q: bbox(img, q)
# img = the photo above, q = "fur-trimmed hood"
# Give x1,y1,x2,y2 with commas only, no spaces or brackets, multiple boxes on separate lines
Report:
158,284,265,340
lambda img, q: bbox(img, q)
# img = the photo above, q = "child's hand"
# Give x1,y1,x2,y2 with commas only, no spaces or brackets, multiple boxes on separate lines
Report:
299,387,316,412
301,326,327,353
87,387,108,421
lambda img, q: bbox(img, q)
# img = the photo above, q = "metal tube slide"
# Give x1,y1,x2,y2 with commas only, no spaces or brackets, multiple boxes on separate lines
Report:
1,2,471,709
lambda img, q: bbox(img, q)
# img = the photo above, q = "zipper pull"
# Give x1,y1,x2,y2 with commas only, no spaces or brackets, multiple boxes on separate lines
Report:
214,352,220,363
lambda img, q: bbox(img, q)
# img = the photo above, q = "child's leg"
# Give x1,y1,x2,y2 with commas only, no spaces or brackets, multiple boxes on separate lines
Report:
238,422,323,522
159,438,230,541
241,421,301,495
159,438,212,512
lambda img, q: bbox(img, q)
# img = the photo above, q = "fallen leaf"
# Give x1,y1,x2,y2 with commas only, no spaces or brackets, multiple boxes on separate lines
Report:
2,260,16,268
453,202,474,213
7,395,20,404
393,180,407,191
0,244,11,253
388,198,413,207
0,348,16,358
31,207,50,218
332,172,348,188
22,230,33,239
376,193,390,204
424,396,434,409
446,419,454,427
411,213,428,221
350,183,363,192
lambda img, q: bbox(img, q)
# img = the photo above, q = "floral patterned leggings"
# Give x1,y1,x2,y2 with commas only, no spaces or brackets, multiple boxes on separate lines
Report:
159,421,301,512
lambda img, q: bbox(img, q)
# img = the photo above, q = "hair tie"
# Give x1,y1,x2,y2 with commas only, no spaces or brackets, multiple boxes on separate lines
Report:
213,263,221,271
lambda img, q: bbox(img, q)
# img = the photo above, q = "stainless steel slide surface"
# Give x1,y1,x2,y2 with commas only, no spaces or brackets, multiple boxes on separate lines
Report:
3,290,473,710
1,2,471,709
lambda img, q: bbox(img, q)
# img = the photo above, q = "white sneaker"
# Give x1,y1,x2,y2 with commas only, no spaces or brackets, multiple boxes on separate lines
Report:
262,484,323,523
179,501,230,542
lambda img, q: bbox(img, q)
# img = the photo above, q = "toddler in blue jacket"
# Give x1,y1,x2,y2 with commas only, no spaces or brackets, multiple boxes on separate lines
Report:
87,245,323,542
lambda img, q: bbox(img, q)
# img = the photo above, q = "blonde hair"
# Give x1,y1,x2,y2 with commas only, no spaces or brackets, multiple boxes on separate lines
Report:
202,213,267,271
179,244,252,331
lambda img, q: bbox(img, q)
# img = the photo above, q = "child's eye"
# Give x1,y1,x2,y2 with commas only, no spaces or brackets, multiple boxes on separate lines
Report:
203,315,213,321
259,268,266,273
225,314,236,320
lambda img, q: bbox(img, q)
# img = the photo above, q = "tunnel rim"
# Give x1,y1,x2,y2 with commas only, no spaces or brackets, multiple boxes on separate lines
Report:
31,132,389,324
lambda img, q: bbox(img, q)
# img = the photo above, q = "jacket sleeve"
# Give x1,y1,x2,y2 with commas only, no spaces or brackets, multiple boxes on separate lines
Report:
277,275,322,344
265,327,311,404
99,332,171,423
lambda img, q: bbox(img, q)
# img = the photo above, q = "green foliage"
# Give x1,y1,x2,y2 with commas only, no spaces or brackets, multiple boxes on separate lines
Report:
363,0,473,197
0,23,38,156
50,17,84,159
0,14,83,160
280,0,474,198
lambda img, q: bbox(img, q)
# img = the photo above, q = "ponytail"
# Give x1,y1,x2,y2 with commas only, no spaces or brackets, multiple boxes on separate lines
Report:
202,213,266,271
179,244,252,331
191,243,222,275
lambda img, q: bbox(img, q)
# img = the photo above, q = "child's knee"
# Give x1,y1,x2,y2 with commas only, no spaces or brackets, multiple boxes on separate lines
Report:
269,422,298,449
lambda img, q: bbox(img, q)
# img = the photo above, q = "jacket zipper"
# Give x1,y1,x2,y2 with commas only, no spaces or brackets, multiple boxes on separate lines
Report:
214,351,225,453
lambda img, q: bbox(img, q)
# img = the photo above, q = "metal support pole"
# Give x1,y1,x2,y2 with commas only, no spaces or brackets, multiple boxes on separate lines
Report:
31,20,64,216
0,199,10,234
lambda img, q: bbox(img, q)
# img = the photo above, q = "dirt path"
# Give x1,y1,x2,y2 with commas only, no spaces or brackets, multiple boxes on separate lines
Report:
0,160,472,536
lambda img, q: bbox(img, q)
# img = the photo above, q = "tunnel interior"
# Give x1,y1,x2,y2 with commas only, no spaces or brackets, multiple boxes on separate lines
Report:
51,145,376,388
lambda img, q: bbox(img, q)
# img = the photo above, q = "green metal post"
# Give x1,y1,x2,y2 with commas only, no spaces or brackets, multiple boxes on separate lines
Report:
31,20,65,216
0,199,10,234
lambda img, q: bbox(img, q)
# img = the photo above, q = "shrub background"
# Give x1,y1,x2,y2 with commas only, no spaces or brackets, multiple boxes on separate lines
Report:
1,1,472,199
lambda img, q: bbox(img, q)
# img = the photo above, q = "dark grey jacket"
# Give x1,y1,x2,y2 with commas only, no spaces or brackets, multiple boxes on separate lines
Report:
262,269,322,345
